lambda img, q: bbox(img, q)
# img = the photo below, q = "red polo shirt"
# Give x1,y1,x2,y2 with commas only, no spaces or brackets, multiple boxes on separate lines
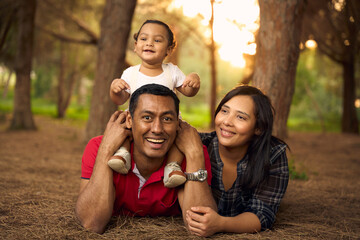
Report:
81,136,212,217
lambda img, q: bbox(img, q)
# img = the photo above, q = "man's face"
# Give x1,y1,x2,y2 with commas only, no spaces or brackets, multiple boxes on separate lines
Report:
127,94,178,161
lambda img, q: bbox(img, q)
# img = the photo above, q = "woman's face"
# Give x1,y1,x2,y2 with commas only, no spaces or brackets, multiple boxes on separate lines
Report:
215,95,258,149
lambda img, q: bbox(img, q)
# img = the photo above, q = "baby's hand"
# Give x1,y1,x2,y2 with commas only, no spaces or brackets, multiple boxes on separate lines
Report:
183,73,200,89
111,78,130,94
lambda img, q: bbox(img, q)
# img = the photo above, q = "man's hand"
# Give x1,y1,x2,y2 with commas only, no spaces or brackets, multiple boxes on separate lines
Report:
175,120,203,159
186,207,222,237
110,78,130,94
101,110,131,155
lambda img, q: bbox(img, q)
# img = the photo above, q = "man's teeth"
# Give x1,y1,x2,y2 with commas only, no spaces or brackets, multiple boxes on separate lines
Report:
147,138,164,143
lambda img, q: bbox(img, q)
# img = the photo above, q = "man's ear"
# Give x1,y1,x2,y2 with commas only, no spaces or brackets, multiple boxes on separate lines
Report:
126,111,132,129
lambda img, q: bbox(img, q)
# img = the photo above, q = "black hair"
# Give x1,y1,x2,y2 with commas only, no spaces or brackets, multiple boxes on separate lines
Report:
133,19,177,50
215,84,286,189
129,84,180,118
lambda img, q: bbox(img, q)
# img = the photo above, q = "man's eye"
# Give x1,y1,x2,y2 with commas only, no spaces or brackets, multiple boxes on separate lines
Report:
163,117,173,121
143,116,151,120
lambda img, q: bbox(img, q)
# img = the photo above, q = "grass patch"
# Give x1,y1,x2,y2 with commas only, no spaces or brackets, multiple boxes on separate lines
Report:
288,158,308,180
287,117,341,133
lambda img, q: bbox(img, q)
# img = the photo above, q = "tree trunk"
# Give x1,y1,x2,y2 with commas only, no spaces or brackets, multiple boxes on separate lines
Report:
57,41,66,118
209,0,217,128
10,0,37,130
253,0,305,139
85,0,137,142
341,59,359,133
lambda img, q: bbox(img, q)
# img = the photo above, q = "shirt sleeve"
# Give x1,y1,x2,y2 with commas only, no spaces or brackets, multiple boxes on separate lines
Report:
244,144,289,230
169,63,185,88
203,145,212,185
81,136,103,179
120,66,133,94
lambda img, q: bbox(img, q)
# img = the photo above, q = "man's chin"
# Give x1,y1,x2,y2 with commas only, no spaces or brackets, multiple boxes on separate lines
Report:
144,148,170,160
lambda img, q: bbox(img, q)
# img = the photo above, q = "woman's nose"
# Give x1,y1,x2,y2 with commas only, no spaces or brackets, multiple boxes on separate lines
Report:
223,114,234,126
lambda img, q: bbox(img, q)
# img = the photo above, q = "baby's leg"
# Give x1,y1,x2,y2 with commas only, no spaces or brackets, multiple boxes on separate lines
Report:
163,145,186,188
108,138,131,174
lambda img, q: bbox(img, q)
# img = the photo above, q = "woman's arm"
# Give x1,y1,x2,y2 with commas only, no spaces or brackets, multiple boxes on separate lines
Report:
75,111,130,233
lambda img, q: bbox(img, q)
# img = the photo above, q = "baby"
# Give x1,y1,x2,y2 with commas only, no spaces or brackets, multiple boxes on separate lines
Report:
108,20,200,188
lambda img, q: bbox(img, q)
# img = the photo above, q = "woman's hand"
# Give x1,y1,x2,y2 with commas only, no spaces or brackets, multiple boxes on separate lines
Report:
186,206,222,237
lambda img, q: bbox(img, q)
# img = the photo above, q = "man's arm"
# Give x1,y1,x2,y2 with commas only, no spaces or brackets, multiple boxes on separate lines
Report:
75,111,130,233
175,121,217,230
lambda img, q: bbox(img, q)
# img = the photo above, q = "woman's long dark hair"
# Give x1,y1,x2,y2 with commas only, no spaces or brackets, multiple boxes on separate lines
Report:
215,85,285,189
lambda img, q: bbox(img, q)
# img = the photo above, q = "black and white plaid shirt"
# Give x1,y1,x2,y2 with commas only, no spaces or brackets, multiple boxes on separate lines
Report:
199,131,289,230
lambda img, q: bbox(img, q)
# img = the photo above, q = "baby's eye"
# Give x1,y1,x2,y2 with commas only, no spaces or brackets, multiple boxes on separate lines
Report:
140,37,147,41
155,39,162,43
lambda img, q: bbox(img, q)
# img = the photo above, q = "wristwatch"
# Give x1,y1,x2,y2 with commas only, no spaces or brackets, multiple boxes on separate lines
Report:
185,169,208,182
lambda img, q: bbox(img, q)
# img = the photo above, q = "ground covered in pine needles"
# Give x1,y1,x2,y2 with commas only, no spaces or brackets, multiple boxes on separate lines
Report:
0,115,359,239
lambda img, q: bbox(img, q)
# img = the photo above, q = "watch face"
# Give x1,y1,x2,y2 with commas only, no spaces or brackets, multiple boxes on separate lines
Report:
198,170,207,181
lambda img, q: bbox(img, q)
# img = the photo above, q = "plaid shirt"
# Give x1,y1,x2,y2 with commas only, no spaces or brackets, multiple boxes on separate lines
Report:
199,131,289,230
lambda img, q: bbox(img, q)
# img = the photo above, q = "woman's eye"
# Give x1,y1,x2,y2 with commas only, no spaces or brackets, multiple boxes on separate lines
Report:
237,115,245,120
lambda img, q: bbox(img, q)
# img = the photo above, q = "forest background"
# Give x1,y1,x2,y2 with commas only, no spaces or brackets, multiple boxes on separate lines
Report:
1,0,359,138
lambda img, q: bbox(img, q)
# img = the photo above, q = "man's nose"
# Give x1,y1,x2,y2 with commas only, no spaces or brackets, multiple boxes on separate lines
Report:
151,118,163,133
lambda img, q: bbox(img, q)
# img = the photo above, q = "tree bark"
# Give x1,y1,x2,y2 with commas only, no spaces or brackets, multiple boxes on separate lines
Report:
57,41,66,118
253,0,305,139
341,60,359,133
10,0,37,130
209,0,217,128
85,0,137,142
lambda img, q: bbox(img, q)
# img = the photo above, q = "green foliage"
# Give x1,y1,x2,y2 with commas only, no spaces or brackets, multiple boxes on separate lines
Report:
289,48,344,132
32,66,55,98
288,158,308,180
180,103,211,129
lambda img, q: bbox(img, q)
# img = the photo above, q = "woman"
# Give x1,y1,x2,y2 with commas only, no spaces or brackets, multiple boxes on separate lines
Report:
177,85,289,237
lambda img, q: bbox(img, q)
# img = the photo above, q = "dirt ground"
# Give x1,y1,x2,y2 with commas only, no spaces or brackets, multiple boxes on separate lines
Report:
0,115,359,240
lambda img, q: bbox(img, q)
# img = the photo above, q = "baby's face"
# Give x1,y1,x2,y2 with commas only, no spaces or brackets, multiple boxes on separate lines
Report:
134,23,171,65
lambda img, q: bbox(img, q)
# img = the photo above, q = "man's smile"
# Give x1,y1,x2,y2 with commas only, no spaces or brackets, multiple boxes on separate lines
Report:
146,137,165,143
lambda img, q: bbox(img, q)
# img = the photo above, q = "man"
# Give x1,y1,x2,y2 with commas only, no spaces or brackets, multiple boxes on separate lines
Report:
75,84,216,234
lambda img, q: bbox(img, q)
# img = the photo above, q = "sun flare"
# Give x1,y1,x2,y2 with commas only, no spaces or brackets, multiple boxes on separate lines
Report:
172,0,259,68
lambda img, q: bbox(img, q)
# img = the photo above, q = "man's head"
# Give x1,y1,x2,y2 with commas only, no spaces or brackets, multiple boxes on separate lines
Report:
127,84,180,161
129,84,180,117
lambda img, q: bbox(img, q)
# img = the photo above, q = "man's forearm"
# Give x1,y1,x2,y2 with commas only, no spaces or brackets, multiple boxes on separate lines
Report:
180,152,217,226
75,148,115,233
